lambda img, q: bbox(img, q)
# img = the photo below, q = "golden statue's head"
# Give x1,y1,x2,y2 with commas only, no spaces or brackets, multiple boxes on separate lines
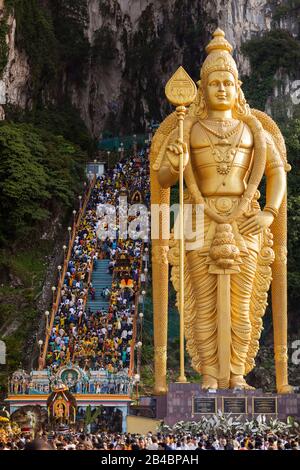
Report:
196,28,249,118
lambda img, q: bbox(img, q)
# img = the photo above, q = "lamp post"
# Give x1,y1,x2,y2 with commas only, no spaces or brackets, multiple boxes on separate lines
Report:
139,311,144,341
144,247,149,269
51,286,56,304
94,159,97,178
45,311,50,331
63,245,67,260
141,290,146,326
68,226,72,241
38,340,43,356
79,195,82,211
57,265,62,284
120,142,124,160
133,134,137,156
107,151,110,170
73,210,77,226
144,267,148,285
134,373,140,403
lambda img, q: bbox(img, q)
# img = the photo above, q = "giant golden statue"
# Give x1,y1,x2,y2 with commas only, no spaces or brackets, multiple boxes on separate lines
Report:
150,29,293,394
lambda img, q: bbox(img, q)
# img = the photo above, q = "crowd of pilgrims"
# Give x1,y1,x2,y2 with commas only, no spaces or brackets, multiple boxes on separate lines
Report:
46,151,150,378
1,431,300,451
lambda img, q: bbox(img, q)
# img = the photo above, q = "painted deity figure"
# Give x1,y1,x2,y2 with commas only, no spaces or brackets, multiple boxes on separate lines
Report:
151,29,293,394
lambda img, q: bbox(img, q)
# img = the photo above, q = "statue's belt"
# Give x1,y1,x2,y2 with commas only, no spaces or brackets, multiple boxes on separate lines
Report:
181,196,260,255
204,196,241,216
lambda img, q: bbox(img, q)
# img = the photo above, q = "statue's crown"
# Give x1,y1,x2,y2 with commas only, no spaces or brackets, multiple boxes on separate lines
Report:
201,28,238,81
205,28,233,54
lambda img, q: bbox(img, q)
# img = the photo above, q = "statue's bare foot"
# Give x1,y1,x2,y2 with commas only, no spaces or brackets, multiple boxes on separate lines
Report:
230,375,255,390
277,384,294,394
201,375,218,390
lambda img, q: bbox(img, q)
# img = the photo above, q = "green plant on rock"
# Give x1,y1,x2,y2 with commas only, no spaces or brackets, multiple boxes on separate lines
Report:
0,13,9,76
272,0,300,23
92,25,117,65
241,29,300,109
13,0,59,92
0,122,86,242
49,0,90,84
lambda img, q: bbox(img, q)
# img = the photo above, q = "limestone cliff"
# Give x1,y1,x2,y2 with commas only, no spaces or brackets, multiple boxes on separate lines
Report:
0,0,299,136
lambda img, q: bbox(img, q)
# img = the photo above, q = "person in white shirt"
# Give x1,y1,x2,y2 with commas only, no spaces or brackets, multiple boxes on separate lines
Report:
146,438,159,450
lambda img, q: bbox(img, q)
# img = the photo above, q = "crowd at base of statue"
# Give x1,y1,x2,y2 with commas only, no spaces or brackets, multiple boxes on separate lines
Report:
0,431,300,450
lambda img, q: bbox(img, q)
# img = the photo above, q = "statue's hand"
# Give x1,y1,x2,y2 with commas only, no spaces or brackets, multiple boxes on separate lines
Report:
239,210,274,236
166,139,189,173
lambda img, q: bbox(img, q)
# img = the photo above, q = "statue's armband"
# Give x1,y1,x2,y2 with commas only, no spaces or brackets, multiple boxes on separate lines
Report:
264,133,284,176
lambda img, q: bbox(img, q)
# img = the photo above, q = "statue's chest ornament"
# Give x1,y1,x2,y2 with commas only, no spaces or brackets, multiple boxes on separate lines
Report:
199,121,244,175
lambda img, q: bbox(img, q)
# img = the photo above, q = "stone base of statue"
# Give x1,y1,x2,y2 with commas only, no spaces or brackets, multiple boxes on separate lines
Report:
154,383,300,425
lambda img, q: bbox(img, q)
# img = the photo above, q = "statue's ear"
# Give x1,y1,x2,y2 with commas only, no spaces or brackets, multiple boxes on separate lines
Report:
238,79,243,86
197,80,201,87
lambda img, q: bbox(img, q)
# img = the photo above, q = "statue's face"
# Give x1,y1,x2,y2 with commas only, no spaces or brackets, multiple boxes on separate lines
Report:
205,71,236,111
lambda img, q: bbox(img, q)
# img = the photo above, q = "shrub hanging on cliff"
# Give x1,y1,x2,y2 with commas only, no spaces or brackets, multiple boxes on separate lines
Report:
241,29,300,109
0,122,86,243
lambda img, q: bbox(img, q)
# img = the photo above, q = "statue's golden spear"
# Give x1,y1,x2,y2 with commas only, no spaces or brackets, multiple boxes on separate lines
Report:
165,67,197,383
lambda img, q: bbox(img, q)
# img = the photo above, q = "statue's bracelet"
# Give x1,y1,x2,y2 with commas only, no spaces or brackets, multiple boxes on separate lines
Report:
264,206,279,218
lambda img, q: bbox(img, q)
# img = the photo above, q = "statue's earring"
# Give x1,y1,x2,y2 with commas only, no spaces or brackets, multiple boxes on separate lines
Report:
234,84,250,118
196,80,207,118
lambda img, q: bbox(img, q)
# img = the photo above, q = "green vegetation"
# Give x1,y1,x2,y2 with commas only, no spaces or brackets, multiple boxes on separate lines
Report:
241,29,300,110
49,0,90,84
92,26,117,65
272,0,300,22
0,121,86,243
123,3,161,124
13,0,59,92
0,242,53,395
1,0,91,92
0,106,92,394
0,10,9,75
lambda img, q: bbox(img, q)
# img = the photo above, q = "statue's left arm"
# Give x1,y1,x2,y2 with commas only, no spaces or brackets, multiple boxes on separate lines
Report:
240,132,286,236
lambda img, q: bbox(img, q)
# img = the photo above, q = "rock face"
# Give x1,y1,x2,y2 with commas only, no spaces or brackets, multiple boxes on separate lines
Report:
0,0,299,135
3,15,30,107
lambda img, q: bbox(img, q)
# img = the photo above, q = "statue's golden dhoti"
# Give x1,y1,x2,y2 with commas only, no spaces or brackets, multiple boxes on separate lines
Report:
168,195,274,389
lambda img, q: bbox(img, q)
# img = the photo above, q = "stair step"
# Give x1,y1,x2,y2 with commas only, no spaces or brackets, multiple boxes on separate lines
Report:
87,259,113,313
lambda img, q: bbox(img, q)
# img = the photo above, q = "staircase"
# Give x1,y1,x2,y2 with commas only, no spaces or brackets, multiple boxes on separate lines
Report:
86,259,113,312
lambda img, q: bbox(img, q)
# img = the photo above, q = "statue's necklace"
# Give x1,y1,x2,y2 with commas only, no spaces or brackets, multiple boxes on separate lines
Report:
199,121,244,175
200,120,242,142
